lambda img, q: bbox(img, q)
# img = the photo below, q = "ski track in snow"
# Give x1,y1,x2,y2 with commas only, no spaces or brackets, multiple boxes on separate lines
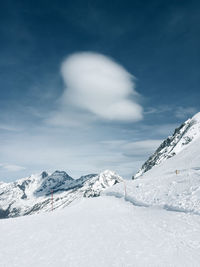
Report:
106,190,200,216
1,165,200,266
0,196,200,267
106,167,200,216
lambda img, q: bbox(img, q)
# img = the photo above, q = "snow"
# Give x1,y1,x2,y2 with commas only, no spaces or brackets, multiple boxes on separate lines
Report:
134,112,200,178
1,144,200,266
107,136,200,214
0,196,200,267
1,113,200,266
0,170,122,218
193,111,200,121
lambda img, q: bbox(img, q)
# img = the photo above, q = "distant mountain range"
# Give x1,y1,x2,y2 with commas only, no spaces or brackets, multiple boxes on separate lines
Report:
1,112,200,219
0,170,123,219
133,112,200,179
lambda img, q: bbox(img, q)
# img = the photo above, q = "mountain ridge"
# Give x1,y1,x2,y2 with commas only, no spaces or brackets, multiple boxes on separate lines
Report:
0,169,123,219
133,112,200,179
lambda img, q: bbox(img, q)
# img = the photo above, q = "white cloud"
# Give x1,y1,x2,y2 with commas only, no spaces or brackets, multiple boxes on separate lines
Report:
0,163,26,172
59,52,143,122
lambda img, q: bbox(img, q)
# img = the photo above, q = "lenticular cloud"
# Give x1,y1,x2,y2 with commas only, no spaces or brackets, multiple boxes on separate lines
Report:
61,52,143,122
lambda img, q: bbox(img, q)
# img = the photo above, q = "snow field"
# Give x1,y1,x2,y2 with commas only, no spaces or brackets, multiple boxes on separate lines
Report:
0,195,200,267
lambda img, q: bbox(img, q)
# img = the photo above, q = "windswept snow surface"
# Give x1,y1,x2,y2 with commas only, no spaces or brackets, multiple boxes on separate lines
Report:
1,135,200,266
1,196,200,267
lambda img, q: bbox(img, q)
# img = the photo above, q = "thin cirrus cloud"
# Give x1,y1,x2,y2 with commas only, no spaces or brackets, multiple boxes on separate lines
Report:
175,107,197,119
0,163,26,172
53,52,143,124
101,139,163,158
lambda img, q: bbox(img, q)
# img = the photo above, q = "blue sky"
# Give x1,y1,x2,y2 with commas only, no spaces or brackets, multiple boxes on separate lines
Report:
0,0,200,181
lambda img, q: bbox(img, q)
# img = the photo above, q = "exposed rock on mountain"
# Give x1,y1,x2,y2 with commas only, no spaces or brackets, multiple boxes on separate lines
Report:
133,112,200,179
0,170,123,219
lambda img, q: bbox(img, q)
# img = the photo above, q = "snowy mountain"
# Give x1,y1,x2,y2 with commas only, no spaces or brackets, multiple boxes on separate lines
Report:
0,170,123,219
106,111,200,215
1,114,200,266
133,112,200,179
1,149,200,266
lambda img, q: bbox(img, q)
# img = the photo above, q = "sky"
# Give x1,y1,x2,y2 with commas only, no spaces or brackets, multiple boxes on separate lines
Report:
0,0,200,181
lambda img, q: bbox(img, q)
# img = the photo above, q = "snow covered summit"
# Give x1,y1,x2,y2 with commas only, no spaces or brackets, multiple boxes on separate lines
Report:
0,169,123,219
1,115,200,266
105,111,200,215
134,112,200,178
1,144,200,266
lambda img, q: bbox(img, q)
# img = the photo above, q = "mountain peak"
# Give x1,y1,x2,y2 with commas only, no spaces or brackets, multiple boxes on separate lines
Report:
83,170,123,198
36,170,74,196
41,171,48,178
0,169,123,218
51,170,73,179
98,170,123,186
133,112,200,179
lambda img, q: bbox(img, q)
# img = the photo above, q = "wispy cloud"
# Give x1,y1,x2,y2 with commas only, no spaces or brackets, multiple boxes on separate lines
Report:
0,124,20,132
122,140,163,157
0,163,26,172
101,139,162,157
175,106,197,119
144,105,172,115
145,105,197,121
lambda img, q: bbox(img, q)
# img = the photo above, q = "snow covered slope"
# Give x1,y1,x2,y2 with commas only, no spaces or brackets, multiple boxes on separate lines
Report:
106,112,200,214
1,195,200,267
0,170,122,219
1,113,200,266
134,112,200,178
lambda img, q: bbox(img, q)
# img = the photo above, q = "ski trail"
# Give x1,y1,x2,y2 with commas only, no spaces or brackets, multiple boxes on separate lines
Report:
105,191,149,208
105,191,200,216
